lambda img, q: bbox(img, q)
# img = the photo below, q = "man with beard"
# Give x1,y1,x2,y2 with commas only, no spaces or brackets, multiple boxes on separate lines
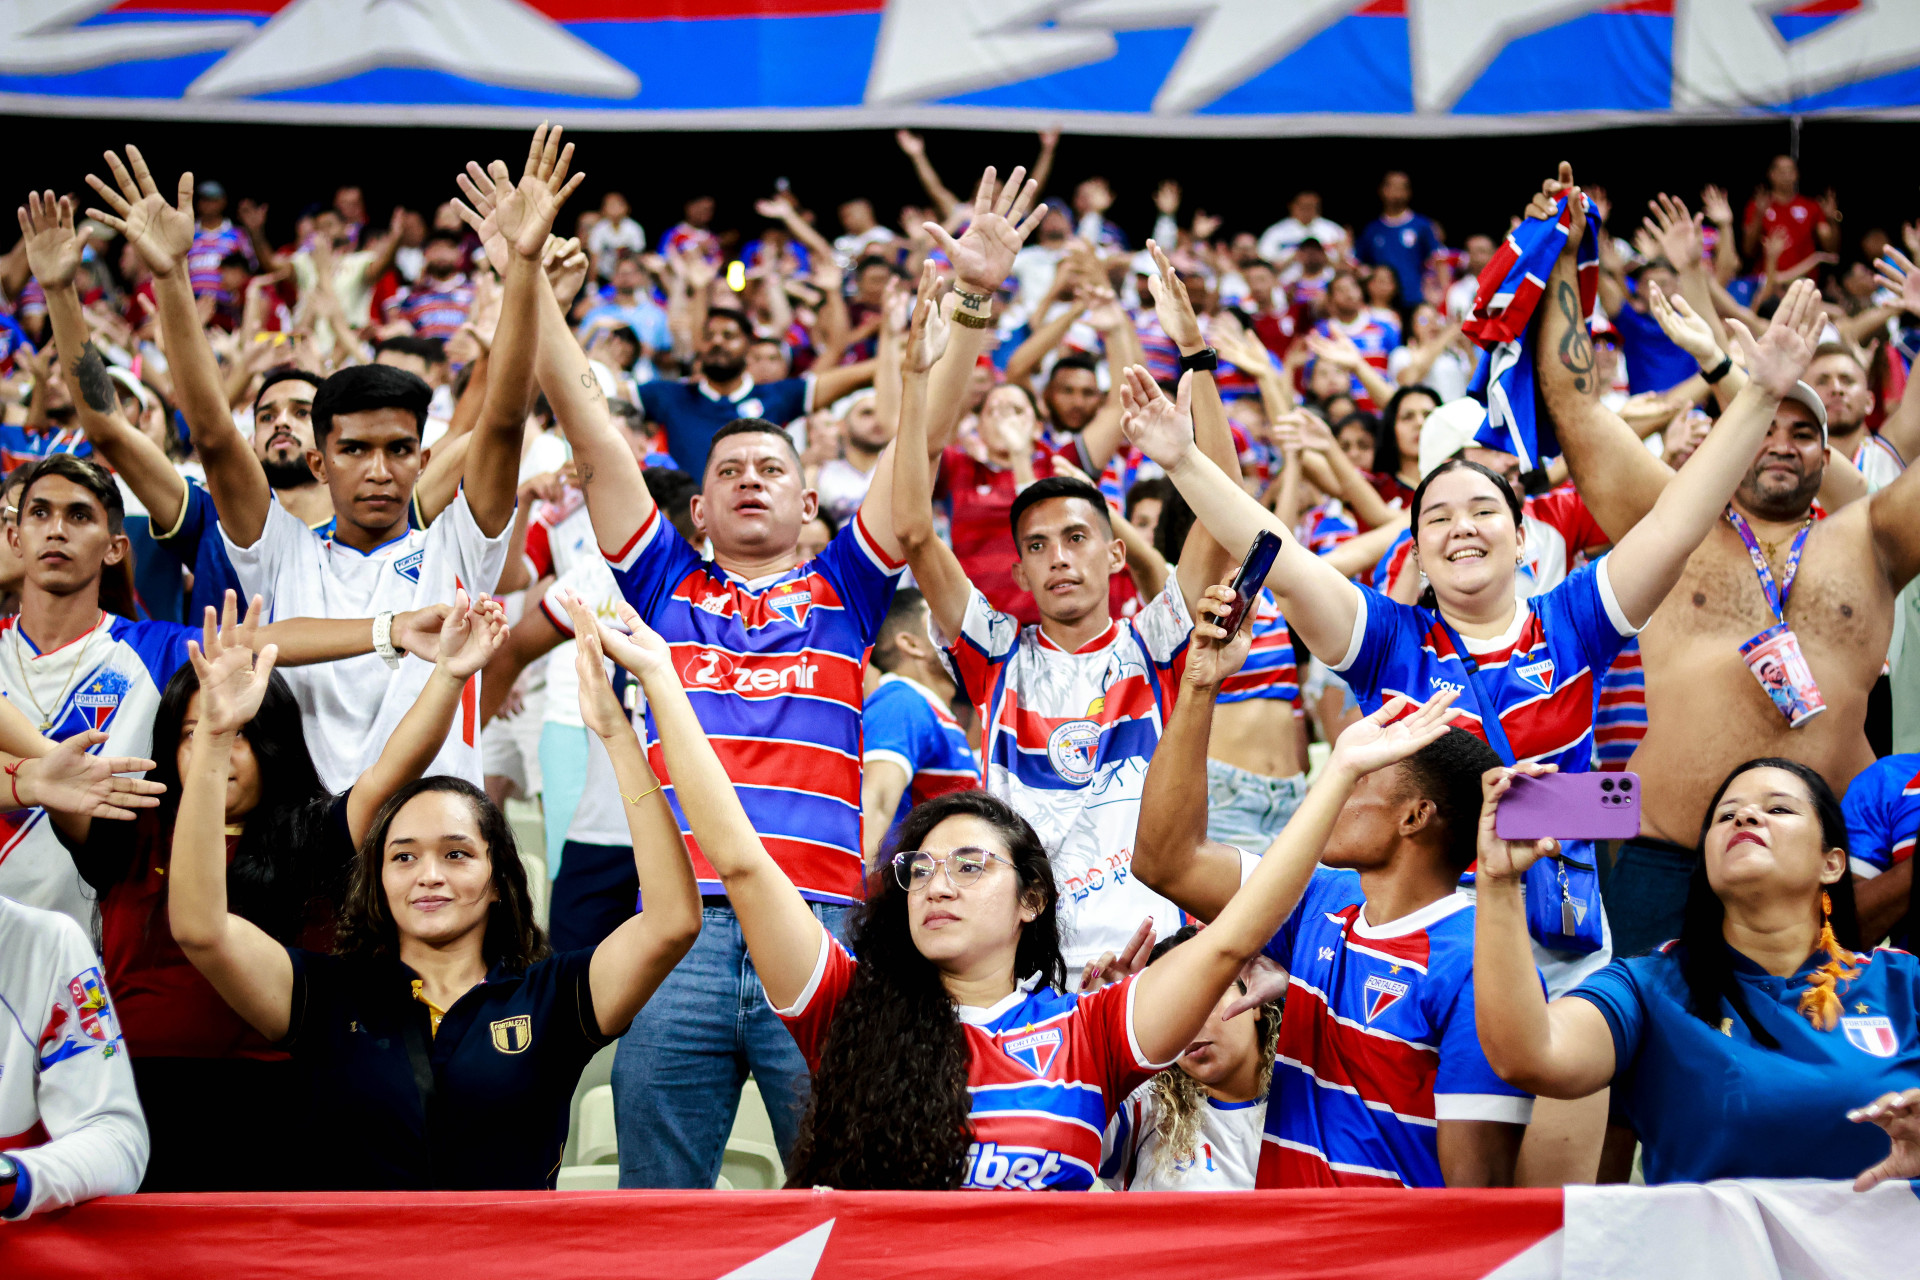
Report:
1043,351,1104,436
640,307,872,472
380,229,474,341
1536,164,1920,958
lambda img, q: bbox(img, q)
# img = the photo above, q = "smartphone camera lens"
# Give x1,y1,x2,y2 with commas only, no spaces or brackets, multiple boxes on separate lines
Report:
1601,779,1614,791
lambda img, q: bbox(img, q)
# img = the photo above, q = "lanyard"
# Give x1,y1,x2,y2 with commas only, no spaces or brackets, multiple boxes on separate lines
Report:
1725,507,1813,623
1433,614,1517,766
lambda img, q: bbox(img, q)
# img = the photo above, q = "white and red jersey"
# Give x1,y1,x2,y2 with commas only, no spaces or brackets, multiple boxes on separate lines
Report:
775,926,1170,1190
0,614,193,930
541,559,644,850
1100,1084,1265,1191
0,896,147,1219
526,493,608,732
223,493,509,792
938,584,1191,970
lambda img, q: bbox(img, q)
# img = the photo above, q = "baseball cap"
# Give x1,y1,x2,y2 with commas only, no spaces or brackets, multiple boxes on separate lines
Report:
1418,397,1492,479
196,180,227,201
1783,379,1828,443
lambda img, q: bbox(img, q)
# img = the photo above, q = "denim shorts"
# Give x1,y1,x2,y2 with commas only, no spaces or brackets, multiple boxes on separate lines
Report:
1205,757,1308,852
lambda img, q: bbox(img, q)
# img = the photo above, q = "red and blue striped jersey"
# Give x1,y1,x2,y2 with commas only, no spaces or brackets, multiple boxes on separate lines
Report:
606,506,904,904
1217,590,1300,706
1257,867,1534,1188
0,423,90,474
1296,500,1358,557
777,928,1168,1189
1592,639,1646,772
1311,316,1395,410
1842,753,1920,880
382,273,476,340
187,221,253,303
861,672,980,850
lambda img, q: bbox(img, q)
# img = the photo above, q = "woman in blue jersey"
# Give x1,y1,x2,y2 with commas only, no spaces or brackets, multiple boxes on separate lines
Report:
581,579,1466,1190
1474,756,1920,1187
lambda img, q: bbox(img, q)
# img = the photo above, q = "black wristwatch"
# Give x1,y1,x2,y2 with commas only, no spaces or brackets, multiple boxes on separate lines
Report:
1178,346,1219,374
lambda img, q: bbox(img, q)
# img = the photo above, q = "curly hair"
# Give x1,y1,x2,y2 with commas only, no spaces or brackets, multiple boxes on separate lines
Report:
784,791,1066,1189
1141,926,1281,1178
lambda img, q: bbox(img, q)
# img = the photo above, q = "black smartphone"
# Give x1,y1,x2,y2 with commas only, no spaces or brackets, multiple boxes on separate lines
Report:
1219,531,1283,635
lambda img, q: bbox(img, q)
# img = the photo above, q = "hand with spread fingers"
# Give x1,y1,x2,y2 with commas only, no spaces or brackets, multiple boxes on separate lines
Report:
1119,365,1196,471
84,145,196,279
17,192,91,291
1726,277,1824,399
922,165,1047,296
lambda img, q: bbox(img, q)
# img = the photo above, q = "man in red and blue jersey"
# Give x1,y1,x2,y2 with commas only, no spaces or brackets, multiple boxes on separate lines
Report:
860,588,978,862
1841,753,1920,948
1310,273,1395,412
380,231,474,341
185,181,256,309
1133,628,1531,1189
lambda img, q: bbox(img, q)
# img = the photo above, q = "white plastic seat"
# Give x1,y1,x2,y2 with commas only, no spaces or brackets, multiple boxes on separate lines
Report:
717,1078,785,1190
574,1084,619,1167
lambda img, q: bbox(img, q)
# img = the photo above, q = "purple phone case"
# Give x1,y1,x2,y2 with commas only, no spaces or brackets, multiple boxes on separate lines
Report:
1495,772,1642,841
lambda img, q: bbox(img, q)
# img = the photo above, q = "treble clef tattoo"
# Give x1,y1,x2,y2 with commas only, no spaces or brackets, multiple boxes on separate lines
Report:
1555,280,1593,394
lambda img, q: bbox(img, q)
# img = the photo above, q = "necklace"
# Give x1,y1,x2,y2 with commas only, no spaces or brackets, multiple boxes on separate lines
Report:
11,613,103,733
1756,517,1814,572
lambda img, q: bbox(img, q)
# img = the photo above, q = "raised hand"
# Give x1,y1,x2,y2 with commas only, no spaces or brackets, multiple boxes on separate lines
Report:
434,589,508,681
1143,238,1202,351
543,234,591,310
84,146,195,279
1727,278,1824,398
187,592,276,738
18,731,164,821
921,165,1046,296
454,123,583,266
16,192,91,291
1119,364,1196,469
1700,184,1734,228
903,258,950,375
1643,193,1704,270
1078,915,1155,993
1221,953,1289,1020
1645,281,1722,368
1077,282,1126,334
1304,327,1364,371
606,599,674,682
895,129,926,159
390,603,450,662
1183,580,1255,690
1474,762,1561,885
1850,1088,1920,1192
564,591,633,742
1873,248,1920,318
1326,688,1460,781
1527,161,1586,250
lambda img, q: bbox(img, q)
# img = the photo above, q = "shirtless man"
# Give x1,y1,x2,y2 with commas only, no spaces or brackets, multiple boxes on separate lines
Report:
1535,164,1920,956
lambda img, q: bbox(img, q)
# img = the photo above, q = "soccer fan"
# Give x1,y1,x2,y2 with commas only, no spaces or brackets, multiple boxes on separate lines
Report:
578,254,671,371
1355,171,1441,309
1474,757,1920,1188
166,592,700,1190
1840,752,1919,948
860,587,978,861
1740,155,1839,277
894,253,1239,973
1306,274,1397,413
0,895,147,1219
1099,925,1280,1191
1258,190,1347,266
588,573,1463,1189
1535,167,1920,963
1132,599,1528,1188
185,179,257,308
381,232,474,341
586,191,645,280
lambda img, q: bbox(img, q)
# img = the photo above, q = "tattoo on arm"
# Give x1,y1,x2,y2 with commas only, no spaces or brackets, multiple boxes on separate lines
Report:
74,343,116,414
579,461,595,488
1555,281,1594,394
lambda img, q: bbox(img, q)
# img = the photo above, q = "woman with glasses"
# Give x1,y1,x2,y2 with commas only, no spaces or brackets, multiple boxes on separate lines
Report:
581,582,1465,1190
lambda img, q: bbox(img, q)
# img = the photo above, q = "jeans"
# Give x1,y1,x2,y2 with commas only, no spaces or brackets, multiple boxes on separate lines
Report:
1205,757,1307,852
538,723,590,875
612,899,853,1188
1603,836,1696,959
549,839,638,952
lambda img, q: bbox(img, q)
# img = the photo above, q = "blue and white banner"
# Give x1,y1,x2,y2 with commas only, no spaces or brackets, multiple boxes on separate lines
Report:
3,1,1919,135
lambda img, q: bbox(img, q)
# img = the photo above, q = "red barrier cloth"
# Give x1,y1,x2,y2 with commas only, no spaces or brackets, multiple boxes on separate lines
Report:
3,1188,1562,1279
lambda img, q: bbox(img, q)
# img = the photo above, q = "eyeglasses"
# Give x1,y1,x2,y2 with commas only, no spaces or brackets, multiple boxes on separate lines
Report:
891,847,1010,893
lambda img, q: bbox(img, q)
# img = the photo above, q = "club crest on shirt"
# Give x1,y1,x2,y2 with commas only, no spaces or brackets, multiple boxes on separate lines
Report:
68,967,116,1042
393,549,427,584
73,670,129,732
1047,719,1101,785
1003,1027,1062,1076
1516,658,1555,694
767,583,812,627
1842,1015,1898,1058
1363,974,1410,1023
490,1014,533,1054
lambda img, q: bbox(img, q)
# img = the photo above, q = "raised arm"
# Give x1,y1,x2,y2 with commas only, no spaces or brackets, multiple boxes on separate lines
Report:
613,599,824,1012
85,147,271,545
896,131,963,220
559,593,700,1034
1472,765,1618,1098
1872,250,1920,465
18,192,187,533
166,604,296,1042
889,265,973,642
1643,193,1730,356
1072,286,1143,474
1131,584,1256,921
1605,280,1825,628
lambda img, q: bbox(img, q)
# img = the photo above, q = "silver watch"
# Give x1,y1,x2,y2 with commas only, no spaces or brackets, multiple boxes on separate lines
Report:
372,611,402,669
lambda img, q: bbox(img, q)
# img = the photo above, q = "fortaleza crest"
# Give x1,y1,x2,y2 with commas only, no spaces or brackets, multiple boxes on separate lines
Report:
1363,974,1410,1022
490,1014,532,1054
393,548,427,584
1047,720,1101,785
1842,1015,1897,1058
1515,658,1555,694
767,583,813,627
1003,1027,1062,1076
73,670,129,731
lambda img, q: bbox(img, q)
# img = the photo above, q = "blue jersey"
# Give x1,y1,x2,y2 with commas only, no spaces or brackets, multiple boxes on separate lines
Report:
638,375,813,474
0,422,91,473
1257,867,1533,1187
147,481,246,621
1355,212,1440,305
1569,942,1920,1184
860,672,979,850
1843,753,1920,882
608,505,903,904
1612,300,1700,395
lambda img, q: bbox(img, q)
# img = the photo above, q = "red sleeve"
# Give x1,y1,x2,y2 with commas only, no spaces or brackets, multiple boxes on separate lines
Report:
523,518,554,581
772,930,857,1073
1079,972,1164,1108
1531,486,1610,555
937,445,972,502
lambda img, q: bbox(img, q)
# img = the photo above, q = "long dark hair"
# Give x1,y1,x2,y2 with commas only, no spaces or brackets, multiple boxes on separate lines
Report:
785,791,1065,1190
1373,384,1440,480
150,662,333,941
1409,457,1525,610
1678,758,1860,1048
335,777,548,973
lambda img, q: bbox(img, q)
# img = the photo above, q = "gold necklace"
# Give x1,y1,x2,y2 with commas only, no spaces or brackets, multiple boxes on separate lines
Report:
1757,517,1814,573
12,613,103,733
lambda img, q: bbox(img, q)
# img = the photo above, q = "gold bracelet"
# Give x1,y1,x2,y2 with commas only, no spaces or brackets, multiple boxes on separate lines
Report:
952,309,992,330
621,782,663,806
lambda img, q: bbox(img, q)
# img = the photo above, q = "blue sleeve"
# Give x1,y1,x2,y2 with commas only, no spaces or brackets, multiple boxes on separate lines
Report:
1843,764,1895,874
762,378,811,423
123,620,197,688
148,479,211,561
862,684,928,773
606,507,704,622
1563,958,1648,1077
1354,225,1379,266
638,380,669,422
1333,584,1420,707
1433,959,1535,1113
1547,560,1634,678
809,511,906,646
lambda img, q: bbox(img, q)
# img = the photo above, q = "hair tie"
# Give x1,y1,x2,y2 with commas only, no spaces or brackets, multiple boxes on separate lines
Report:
1797,890,1861,1031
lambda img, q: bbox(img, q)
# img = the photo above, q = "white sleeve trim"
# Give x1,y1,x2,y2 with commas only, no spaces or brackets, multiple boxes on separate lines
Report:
1124,974,1181,1071
766,923,833,1018
862,748,914,777
1237,846,1261,887
1329,586,1370,674
1434,1093,1535,1125
1850,856,1884,880
1593,557,1642,638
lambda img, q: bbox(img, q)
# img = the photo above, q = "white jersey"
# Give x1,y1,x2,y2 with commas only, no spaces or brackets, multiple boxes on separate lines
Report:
0,614,192,931
222,492,509,791
1100,1082,1265,1191
937,585,1190,969
0,896,147,1218
526,497,612,731
541,562,631,848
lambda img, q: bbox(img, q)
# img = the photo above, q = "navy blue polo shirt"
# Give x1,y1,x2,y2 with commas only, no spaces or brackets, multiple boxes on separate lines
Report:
1569,942,1920,1184
148,481,246,621
1610,299,1699,394
640,374,813,473
282,946,615,1189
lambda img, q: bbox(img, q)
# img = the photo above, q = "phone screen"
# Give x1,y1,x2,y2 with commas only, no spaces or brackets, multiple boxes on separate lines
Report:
1219,531,1283,635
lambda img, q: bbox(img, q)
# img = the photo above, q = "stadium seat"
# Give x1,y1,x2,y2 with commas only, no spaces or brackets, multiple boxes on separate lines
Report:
561,1043,618,1166
573,1085,619,1168
554,1164,619,1190
505,797,549,928
717,1078,784,1190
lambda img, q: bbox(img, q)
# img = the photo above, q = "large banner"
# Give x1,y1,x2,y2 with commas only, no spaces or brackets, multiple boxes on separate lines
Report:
5,1181,1919,1279
3,1,1919,136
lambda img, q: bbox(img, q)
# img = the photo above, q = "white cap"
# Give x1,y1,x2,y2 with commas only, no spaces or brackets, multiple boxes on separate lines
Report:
1417,397,1492,479
1783,379,1828,442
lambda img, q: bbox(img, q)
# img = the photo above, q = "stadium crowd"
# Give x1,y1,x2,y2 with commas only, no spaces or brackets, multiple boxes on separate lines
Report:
3,121,1920,1217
